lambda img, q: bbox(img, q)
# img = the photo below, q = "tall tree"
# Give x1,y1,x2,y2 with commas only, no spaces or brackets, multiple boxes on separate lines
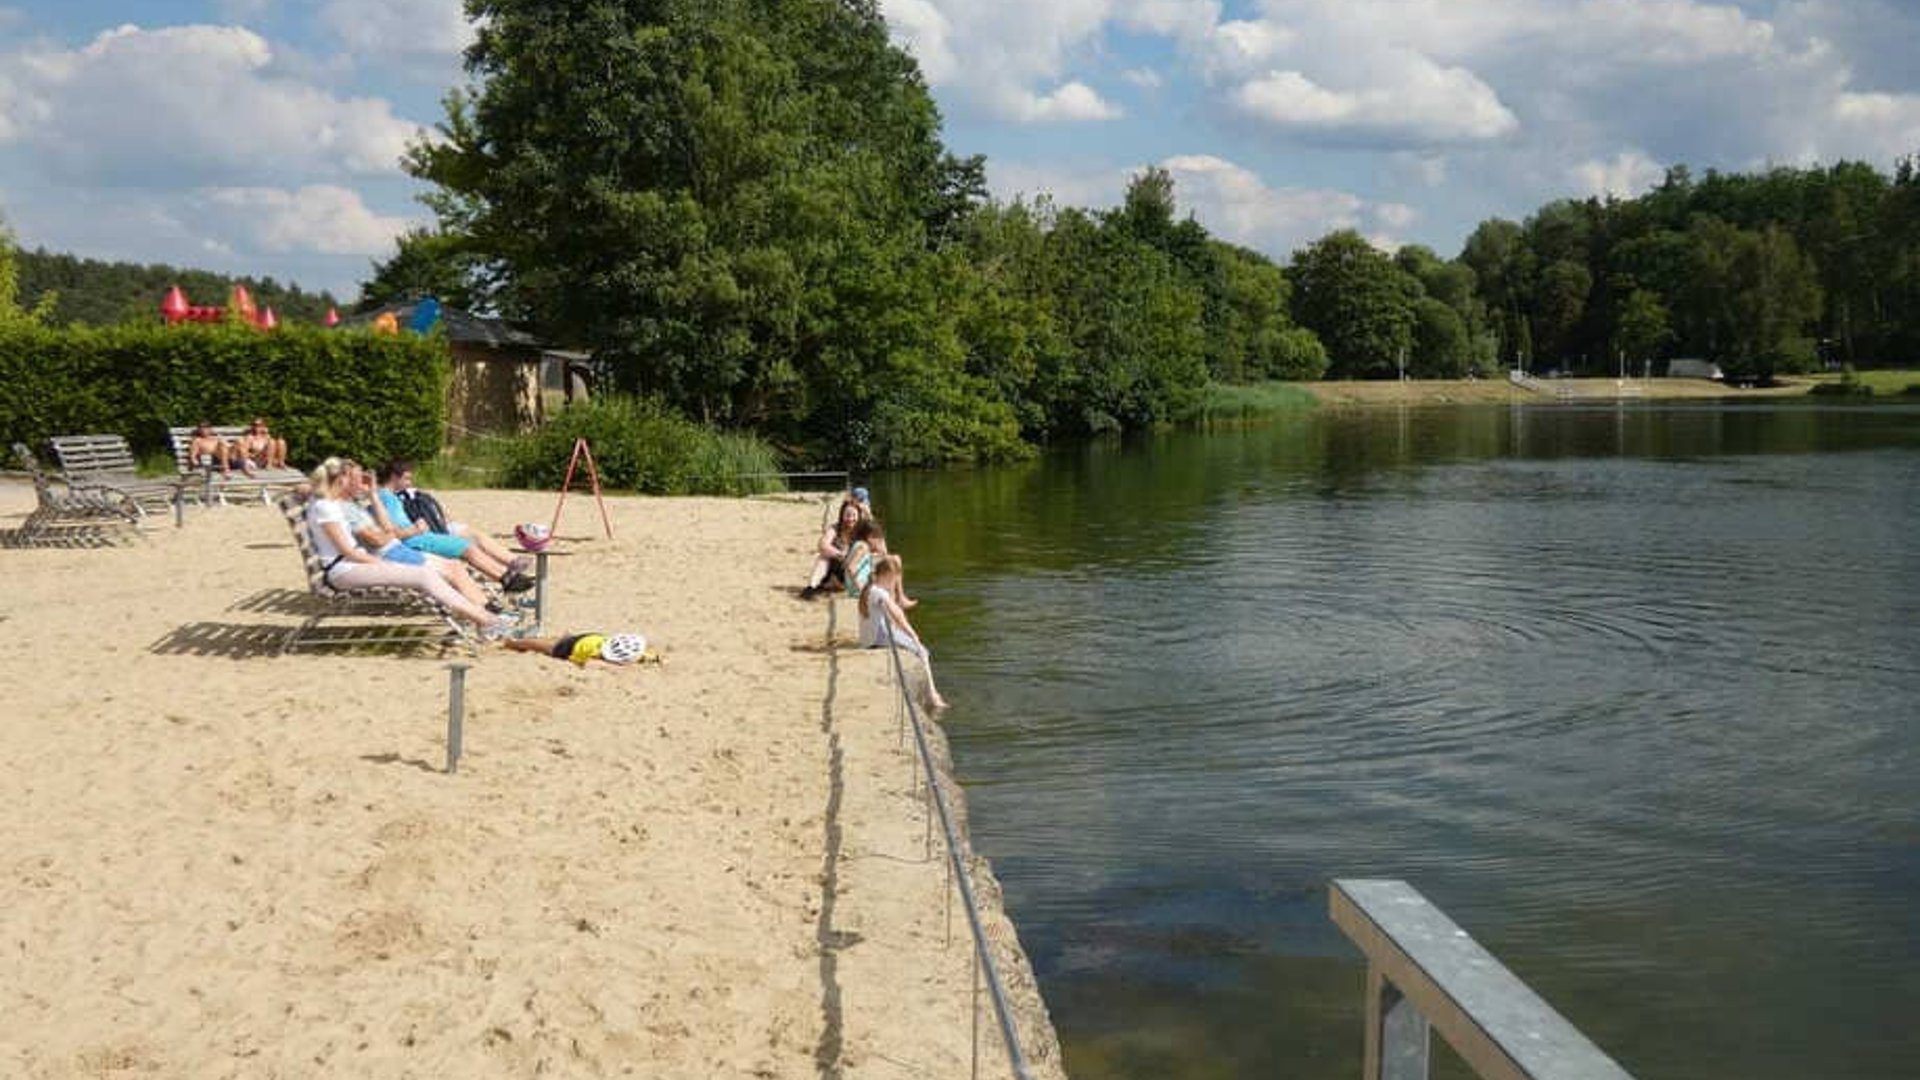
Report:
1289,230,1417,378
406,0,981,460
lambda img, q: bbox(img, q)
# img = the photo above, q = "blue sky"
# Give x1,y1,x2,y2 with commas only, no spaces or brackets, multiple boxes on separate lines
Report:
3,1,1919,302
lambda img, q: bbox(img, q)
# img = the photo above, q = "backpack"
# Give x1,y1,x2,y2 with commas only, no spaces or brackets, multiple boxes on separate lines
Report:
401,488,452,534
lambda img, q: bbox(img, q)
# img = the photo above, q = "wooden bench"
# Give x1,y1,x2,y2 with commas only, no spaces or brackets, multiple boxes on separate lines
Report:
167,425,307,506
46,434,184,518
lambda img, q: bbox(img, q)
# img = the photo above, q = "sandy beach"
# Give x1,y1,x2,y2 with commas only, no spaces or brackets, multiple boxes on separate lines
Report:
0,482,1063,1079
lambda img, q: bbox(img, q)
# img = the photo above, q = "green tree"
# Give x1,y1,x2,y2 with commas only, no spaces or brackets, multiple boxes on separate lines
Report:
1459,218,1533,367
407,0,995,463
358,227,495,312
1531,259,1592,370
1614,288,1673,372
1289,230,1417,378
1410,297,1470,377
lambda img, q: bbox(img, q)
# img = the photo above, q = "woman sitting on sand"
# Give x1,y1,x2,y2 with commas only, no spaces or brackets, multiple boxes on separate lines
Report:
801,498,864,600
305,457,515,639
858,555,947,711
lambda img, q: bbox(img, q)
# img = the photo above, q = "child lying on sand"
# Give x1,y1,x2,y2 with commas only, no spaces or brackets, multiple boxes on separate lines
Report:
504,632,661,667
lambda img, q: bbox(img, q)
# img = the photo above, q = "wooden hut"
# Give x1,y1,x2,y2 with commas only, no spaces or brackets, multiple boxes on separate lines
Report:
350,302,592,442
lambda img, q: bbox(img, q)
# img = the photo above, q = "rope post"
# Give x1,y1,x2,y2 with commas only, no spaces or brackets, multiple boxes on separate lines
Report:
173,485,186,528
445,662,472,774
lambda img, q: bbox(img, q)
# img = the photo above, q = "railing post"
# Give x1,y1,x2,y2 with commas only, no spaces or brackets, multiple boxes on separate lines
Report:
445,662,471,774
1365,966,1430,1080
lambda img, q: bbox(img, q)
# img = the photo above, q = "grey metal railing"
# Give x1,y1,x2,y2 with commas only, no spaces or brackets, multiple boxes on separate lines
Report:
1329,879,1635,1080
875,612,1035,1080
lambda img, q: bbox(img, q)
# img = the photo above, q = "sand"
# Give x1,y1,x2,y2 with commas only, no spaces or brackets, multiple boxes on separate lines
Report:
0,482,1064,1079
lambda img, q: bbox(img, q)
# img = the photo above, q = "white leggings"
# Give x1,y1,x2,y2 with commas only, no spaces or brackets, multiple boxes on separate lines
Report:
328,559,487,624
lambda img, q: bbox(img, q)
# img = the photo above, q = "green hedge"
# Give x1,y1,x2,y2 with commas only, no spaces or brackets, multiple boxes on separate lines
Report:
498,396,785,495
0,321,449,468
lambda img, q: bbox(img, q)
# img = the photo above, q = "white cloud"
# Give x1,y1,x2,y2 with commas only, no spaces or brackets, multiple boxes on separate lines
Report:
1230,54,1518,143
883,0,959,84
319,0,472,59
0,25,419,184
200,184,415,256
1371,202,1418,229
1122,67,1162,89
1115,0,1221,43
1832,91,1920,160
1015,81,1123,122
1570,149,1666,198
1202,19,1295,79
879,0,1150,123
1160,154,1367,256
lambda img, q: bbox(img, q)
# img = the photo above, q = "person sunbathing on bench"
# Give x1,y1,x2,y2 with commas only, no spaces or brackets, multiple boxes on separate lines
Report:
305,458,515,638
374,460,534,593
188,422,245,477
237,417,289,470
339,462,513,613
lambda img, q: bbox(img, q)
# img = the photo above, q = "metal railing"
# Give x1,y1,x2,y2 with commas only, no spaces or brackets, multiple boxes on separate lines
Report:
874,611,1035,1080
1329,879,1635,1080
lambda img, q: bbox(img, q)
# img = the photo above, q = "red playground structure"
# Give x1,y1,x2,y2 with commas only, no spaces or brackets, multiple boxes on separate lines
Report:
160,285,340,329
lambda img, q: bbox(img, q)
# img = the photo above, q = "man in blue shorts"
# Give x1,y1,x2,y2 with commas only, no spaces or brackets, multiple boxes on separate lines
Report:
375,460,534,593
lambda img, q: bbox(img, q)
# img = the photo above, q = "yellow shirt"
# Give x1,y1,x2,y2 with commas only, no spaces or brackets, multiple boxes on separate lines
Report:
566,634,606,666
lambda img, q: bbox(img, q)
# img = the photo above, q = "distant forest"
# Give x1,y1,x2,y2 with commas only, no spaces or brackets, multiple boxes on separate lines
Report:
15,248,342,328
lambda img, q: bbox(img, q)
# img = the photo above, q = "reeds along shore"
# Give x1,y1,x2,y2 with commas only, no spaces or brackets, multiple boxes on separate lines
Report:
0,484,1064,1079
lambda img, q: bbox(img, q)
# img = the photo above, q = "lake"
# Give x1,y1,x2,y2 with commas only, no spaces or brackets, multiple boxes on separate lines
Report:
870,402,1920,1080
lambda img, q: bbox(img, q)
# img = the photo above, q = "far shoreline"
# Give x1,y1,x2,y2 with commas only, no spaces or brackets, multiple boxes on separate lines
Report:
1293,374,1828,408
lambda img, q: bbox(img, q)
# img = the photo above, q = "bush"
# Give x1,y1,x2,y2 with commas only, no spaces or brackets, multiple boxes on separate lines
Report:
0,320,447,466
497,396,787,495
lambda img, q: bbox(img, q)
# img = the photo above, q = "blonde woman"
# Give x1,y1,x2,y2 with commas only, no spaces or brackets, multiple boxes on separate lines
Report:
858,555,947,710
305,458,514,638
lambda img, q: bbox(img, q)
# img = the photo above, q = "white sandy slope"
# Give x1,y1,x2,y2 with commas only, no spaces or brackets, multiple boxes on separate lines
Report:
0,482,1063,1079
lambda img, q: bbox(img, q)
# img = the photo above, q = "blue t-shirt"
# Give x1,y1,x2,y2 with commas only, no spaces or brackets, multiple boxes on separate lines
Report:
377,488,415,529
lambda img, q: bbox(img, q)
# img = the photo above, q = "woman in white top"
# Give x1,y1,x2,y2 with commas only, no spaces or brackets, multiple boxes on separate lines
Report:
858,554,947,710
305,458,510,636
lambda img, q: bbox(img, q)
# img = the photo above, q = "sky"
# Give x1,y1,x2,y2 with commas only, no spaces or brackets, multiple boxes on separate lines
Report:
3,0,1919,302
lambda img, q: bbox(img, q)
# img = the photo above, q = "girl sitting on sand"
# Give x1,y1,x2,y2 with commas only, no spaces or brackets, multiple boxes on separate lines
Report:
858,555,947,711
843,519,918,608
504,632,660,667
801,498,864,600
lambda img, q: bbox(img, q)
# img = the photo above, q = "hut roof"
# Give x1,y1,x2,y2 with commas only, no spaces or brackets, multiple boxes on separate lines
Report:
346,300,544,351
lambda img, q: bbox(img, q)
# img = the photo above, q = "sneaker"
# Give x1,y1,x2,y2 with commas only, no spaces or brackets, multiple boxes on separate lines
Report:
507,555,533,576
502,571,536,594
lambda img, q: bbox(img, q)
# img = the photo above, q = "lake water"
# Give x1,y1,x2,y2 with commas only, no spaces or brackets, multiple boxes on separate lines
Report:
870,402,1920,1080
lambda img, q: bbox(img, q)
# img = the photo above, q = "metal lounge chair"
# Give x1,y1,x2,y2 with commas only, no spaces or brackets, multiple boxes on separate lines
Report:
276,491,476,655
45,433,185,518
9,442,142,546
